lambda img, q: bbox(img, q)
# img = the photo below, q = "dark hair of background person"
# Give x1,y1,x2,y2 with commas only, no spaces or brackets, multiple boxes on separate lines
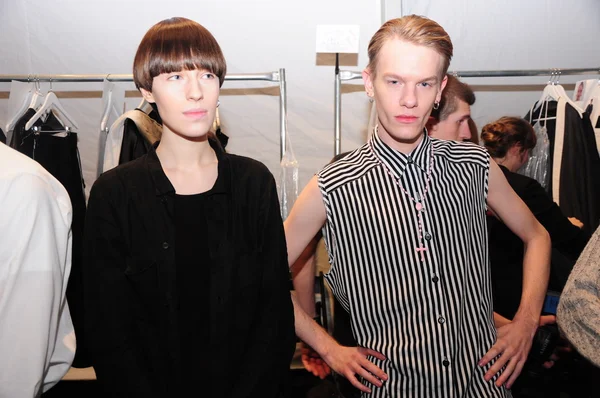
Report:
480,116,537,158
430,74,475,122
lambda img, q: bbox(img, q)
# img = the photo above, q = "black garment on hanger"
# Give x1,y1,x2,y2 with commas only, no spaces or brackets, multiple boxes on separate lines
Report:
12,109,91,368
0,127,5,144
526,101,600,236
558,105,600,236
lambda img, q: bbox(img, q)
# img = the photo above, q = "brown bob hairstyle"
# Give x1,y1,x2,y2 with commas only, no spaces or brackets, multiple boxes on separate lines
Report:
133,17,227,92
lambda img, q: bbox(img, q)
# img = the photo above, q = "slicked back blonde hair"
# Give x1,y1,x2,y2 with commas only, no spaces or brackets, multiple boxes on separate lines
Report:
367,15,453,79
133,17,226,92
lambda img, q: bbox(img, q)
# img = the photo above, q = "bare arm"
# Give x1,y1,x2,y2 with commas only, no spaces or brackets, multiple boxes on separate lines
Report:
285,176,387,392
480,160,551,388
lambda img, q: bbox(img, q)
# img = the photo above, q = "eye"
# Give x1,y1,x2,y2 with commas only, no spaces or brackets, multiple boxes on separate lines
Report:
387,79,399,85
202,73,216,80
167,74,182,81
419,82,432,87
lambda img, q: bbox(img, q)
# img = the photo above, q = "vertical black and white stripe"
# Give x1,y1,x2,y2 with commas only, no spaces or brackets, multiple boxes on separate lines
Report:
318,132,510,398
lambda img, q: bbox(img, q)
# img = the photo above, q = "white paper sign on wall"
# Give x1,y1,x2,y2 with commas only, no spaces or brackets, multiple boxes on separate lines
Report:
316,25,360,54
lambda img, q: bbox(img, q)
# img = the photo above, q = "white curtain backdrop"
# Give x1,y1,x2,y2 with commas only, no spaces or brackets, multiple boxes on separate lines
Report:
1,0,599,196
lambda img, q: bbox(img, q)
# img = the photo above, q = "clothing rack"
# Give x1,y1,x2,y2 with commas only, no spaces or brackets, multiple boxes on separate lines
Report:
0,69,289,160
333,66,600,156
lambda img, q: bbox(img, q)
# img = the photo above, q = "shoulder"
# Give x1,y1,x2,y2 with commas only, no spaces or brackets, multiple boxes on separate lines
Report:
0,145,71,225
91,155,149,199
432,139,490,168
318,145,376,190
501,167,544,197
225,153,274,181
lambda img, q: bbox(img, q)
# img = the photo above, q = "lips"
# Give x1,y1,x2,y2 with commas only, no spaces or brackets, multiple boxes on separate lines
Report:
183,109,208,118
395,115,418,123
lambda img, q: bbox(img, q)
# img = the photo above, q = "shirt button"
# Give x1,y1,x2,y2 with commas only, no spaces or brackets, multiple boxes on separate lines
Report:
438,316,445,324
162,241,169,249
443,359,450,367
407,156,413,164
425,232,432,241
432,275,439,283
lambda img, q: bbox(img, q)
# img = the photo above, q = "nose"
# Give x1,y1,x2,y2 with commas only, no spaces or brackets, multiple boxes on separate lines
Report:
187,78,203,101
400,86,417,108
459,121,472,141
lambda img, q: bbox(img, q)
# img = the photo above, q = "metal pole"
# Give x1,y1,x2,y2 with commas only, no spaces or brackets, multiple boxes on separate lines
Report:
278,68,287,161
334,53,342,157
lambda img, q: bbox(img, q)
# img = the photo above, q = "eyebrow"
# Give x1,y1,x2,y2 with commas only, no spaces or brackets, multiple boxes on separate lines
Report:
383,74,439,83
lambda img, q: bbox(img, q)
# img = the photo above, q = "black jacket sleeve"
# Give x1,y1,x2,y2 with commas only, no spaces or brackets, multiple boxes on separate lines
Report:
230,173,296,398
82,177,158,398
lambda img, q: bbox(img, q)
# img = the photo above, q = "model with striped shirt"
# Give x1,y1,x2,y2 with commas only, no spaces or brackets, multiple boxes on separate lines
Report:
288,15,551,397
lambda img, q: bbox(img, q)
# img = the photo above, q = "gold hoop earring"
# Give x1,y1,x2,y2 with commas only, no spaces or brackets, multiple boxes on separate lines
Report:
217,100,220,108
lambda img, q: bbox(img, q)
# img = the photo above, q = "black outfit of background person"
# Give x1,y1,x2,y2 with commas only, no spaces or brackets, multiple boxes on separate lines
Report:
488,165,588,320
487,165,590,398
82,138,296,398
0,127,5,144
11,108,90,368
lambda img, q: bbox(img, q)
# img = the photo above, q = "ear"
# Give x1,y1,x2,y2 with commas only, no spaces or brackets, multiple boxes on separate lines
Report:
140,87,156,104
426,116,438,134
362,68,375,97
436,74,448,103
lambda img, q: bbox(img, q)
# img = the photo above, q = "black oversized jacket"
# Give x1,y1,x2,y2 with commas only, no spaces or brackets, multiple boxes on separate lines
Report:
83,141,295,397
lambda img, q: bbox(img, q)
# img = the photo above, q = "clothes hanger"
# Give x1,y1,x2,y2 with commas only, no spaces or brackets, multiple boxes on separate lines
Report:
4,77,39,132
533,70,582,116
99,78,123,133
24,79,79,131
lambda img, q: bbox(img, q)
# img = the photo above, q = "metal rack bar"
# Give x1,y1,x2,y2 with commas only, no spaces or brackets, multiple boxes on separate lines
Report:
0,72,282,83
0,70,288,160
333,67,600,155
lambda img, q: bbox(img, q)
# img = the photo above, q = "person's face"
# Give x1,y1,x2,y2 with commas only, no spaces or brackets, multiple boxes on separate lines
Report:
575,83,584,101
429,99,472,141
363,39,447,153
141,68,220,140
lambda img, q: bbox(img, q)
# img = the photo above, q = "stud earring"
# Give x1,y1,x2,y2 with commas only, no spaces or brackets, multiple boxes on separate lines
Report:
433,101,440,110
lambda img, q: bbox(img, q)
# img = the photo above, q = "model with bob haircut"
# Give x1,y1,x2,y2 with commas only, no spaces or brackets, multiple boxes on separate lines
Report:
82,17,295,397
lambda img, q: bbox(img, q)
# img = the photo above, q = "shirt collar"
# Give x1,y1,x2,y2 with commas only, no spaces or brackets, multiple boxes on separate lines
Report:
146,137,230,197
369,125,432,178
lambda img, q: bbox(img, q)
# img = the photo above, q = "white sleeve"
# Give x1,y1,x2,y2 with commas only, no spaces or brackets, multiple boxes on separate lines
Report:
0,173,75,397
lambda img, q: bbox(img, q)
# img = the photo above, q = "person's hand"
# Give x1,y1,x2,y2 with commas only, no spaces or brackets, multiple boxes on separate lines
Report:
301,342,331,379
320,343,388,394
568,217,584,229
479,316,538,389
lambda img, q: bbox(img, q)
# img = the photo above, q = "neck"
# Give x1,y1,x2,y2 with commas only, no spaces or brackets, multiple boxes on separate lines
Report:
494,156,519,172
156,130,216,170
376,123,424,154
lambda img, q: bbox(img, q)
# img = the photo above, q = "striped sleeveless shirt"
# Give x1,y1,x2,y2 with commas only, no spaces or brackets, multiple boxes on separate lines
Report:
318,131,510,398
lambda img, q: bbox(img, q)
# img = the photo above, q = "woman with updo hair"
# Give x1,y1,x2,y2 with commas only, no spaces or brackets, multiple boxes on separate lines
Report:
481,116,588,320
481,116,591,397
